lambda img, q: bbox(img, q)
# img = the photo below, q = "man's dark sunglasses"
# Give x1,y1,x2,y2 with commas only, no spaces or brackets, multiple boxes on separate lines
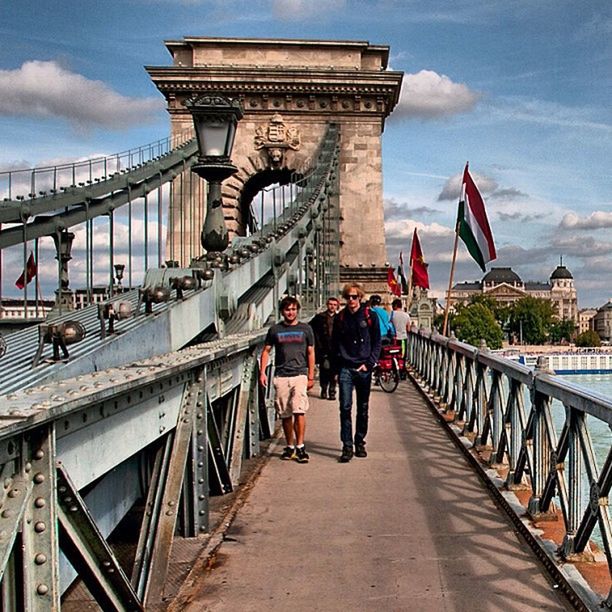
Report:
346,294,360,300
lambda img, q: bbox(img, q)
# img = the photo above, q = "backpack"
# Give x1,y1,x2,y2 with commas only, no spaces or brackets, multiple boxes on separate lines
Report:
338,306,373,327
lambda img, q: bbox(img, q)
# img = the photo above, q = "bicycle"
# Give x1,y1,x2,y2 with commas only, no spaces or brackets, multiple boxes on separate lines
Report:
373,343,402,393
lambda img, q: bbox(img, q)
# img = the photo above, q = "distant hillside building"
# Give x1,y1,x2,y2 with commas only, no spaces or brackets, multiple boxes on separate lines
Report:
593,301,612,342
578,308,597,335
450,265,578,321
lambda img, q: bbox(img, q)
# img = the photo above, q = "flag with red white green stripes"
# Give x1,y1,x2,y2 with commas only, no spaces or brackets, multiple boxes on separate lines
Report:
457,163,496,272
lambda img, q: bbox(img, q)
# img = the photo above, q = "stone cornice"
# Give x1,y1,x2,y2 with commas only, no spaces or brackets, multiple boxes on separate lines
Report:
146,67,403,116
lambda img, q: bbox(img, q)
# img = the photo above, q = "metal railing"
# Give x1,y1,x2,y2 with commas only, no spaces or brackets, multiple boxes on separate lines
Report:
0,131,194,203
0,124,341,610
0,330,273,610
0,125,339,322
408,329,612,608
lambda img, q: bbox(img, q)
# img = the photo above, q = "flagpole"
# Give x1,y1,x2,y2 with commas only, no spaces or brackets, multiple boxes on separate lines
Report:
442,220,460,337
406,262,414,310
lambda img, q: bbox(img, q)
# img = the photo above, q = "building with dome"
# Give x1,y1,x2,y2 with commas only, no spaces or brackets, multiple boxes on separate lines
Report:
450,265,578,322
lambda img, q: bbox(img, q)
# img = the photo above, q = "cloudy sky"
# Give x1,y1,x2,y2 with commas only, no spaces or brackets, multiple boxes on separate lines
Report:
1,0,611,307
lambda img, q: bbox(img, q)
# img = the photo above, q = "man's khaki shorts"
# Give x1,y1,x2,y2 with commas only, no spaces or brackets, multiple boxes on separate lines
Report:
273,375,309,419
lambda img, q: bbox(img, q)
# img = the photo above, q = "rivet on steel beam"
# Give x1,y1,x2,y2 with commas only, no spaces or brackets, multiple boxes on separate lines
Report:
199,495,205,500
34,522,46,533
200,525,207,532
198,462,204,467
34,498,46,508
36,584,49,596
33,473,45,484
198,479,205,484
34,449,44,460
166,510,174,516
168,501,176,507
199,510,206,515
196,413,203,419
58,485,66,493
8,489,20,498
69,506,78,513
34,553,47,565
24,462,32,473
2,510,13,519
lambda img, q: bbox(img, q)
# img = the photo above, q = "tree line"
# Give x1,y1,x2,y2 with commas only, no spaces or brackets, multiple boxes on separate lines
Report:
435,295,599,350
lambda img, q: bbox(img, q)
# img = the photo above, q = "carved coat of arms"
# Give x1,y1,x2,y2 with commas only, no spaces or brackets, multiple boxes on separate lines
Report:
254,114,301,167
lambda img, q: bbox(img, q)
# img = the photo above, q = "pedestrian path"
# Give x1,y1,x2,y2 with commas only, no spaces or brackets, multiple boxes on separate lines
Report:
176,380,569,611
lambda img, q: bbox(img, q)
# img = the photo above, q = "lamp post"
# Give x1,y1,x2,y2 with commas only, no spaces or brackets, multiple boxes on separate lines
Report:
114,263,125,293
185,94,243,254
52,229,75,314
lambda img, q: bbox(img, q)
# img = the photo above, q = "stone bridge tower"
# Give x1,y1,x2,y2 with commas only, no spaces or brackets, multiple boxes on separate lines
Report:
147,37,403,291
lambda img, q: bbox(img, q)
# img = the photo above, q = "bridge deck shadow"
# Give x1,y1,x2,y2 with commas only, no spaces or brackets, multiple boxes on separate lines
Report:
170,378,570,611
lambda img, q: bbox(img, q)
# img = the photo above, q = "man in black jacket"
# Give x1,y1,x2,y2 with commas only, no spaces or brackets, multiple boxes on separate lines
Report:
331,283,382,463
309,297,340,399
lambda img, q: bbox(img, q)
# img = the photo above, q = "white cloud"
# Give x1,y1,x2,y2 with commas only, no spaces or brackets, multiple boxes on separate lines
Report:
560,211,612,230
272,0,345,20
0,61,164,130
394,70,481,120
437,171,497,201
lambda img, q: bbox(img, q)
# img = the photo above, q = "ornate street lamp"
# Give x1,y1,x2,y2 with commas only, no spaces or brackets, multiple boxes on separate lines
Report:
52,229,75,313
185,94,243,254
114,263,125,292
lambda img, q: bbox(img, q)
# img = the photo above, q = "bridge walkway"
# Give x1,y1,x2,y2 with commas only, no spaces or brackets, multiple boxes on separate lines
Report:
170,377,570,611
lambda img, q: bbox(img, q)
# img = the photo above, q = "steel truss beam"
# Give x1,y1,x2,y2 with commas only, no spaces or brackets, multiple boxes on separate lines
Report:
56,463,142,611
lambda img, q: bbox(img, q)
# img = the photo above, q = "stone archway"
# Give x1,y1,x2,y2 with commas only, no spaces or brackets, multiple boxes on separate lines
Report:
147,37,403,287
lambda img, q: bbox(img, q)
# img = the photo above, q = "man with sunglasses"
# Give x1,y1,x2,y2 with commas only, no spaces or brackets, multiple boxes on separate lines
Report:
331,283,382,463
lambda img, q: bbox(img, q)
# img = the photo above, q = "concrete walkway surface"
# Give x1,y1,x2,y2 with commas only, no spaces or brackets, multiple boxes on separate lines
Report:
177,379,570,611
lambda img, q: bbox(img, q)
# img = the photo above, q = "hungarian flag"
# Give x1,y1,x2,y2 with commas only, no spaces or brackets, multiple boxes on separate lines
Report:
386,267,401,297
457,163,496,272
410,228,430,289
15,252,37,289
397,251,408,294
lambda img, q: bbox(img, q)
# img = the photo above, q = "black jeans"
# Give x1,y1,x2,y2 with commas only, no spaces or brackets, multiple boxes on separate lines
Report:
338,367,372,447
319,360,336,395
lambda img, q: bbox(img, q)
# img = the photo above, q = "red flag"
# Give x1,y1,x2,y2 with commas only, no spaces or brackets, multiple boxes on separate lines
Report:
386,267,401,297
15,252,37,289
410,229,430,289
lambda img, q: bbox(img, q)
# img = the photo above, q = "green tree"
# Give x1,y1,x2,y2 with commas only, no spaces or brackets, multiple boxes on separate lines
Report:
575,330,601,347
452,302,504,349
508,297,556,345
549,319,576,344
469,294,512,332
